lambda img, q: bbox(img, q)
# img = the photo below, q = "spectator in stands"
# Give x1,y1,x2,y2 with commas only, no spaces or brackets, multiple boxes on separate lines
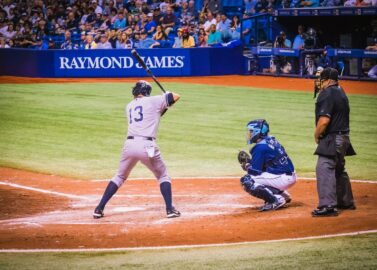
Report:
241,12,253,45
217,13,231,43
142,2,151,14
91,0,103,15
161,6,176,36
85,34,97,49
150,0,161,11
77,31,87,49
125,0,137,14
321,0,343,6
293,25,305,50
160,0,171,14
0,22,16,39
300,0,320,7
116,30,133,49
66,12,79,31
136,31,156,48
180,2,195,26
317,45,333,68
366,39,377,78
245,0,258,14
99,12,111,30
113,11,126,29
278,31,291,48
204,0,223,15
151,24,168,47
85,7,97,27
0,37,10,48
188,1,199,20
181,27,196,48
96,33,112,49
254,0,270,13
271,31,291,73
196,27,208,47
207,23,222,46
173,28,183,48
144,13,157,37
153,8,163,25
61,30,73,49
203,11,217,33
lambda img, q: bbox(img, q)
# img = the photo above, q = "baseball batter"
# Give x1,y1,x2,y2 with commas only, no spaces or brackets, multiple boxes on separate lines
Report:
238,119,296,211
93,80,181,219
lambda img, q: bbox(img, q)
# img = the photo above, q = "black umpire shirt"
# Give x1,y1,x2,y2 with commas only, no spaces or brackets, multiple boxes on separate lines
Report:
315,84,350,135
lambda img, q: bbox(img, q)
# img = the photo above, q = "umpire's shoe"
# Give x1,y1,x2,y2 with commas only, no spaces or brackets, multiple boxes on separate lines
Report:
167,207,181,218
311,206,338,217
93,207,104,219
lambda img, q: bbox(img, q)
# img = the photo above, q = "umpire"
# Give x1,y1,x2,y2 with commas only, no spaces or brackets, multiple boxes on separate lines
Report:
312,67,356,217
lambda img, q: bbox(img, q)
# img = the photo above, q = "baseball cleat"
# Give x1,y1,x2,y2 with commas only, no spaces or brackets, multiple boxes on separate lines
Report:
311,206,339,217
281,191,292,204
93,208,104,219
167,207,181,218
337,204,356,210
259,195,286,212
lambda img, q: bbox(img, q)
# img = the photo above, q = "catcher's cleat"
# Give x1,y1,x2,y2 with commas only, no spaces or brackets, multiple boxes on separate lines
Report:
311,206,338,217
259,195,286,212
93,208,104,219
167,207,181,218
281,191,292,204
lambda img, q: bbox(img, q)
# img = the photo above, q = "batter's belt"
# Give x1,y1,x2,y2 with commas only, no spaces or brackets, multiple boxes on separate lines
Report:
127,136,155,141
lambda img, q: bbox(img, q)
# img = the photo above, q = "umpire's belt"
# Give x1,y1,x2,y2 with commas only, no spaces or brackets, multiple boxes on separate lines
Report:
127,136,154,141
330,130,349,135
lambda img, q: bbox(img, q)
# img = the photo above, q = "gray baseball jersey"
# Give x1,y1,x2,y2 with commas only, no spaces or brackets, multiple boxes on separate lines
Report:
111,94,170,187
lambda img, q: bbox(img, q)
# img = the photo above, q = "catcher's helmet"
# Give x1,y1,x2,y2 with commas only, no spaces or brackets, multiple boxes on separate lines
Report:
246,119,269,144
132,80,152,97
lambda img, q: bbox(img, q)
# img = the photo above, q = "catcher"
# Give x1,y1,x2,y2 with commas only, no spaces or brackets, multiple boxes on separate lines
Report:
238,119,296,211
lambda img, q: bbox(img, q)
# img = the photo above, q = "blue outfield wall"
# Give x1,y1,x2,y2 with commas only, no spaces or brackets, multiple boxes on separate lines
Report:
0,46,244,78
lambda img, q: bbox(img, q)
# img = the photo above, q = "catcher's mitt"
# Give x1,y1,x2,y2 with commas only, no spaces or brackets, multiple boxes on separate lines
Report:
238,151,251,171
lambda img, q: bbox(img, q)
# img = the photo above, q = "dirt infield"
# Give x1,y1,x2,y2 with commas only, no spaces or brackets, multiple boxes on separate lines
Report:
0,167,376,250
0,75,376,95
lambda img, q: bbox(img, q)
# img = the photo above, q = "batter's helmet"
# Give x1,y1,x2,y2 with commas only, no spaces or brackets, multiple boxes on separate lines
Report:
132,80,152,96
246,119,269,144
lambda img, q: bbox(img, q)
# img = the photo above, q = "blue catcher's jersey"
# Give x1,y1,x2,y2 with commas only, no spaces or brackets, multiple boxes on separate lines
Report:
247,136,295,176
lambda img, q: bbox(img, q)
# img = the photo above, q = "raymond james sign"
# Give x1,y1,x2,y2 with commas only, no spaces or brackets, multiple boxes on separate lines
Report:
59,56,185,70
54,49,191,77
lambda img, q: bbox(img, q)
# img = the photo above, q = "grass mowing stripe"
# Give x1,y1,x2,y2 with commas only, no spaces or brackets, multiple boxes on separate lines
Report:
0,83,376,180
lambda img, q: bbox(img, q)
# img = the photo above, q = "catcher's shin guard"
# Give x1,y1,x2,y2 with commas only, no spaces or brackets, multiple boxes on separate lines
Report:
240,175,276,203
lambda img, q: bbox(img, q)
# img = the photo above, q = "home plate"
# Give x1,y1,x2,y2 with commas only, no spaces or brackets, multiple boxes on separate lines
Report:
112,207,145,212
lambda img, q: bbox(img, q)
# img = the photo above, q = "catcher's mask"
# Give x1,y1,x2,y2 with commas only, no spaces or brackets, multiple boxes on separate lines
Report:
246,119,269,144
132,80,152,97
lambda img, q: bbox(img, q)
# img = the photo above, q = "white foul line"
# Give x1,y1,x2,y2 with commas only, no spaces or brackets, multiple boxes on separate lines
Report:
0,181,88,200
0,229,376,253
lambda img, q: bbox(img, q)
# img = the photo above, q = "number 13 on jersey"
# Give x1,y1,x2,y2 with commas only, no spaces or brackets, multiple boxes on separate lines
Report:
129,106,143,124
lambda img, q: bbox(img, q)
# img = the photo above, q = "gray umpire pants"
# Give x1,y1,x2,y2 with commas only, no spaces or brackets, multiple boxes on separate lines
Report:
316,134,355,208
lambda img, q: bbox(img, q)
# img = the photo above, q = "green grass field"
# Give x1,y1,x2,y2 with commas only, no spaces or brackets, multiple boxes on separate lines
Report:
0,81,376,269
0,233,376,270
0,82,376,179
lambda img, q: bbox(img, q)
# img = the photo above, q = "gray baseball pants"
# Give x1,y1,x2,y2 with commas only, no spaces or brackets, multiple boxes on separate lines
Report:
315,134,354,208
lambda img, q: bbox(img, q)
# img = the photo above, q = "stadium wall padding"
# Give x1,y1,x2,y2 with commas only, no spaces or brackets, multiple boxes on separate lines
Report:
0,46,244,78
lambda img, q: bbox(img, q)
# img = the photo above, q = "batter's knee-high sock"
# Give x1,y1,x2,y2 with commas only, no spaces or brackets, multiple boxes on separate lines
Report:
160,182,173,211
97,181,119,210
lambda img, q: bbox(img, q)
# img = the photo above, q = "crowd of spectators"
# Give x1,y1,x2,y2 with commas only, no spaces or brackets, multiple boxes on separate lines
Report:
0,0,376,50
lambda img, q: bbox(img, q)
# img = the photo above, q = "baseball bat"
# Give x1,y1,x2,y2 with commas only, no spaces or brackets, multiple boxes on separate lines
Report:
131,49,166,93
